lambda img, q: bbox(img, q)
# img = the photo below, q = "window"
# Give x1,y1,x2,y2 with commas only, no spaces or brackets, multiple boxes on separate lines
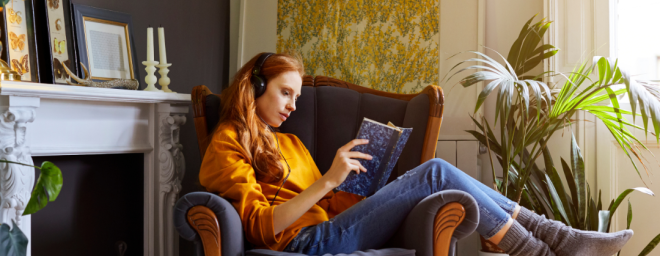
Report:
617,0,660,81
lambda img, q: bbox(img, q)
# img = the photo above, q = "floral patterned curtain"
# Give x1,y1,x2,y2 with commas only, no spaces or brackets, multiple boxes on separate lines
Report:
277,0,439,93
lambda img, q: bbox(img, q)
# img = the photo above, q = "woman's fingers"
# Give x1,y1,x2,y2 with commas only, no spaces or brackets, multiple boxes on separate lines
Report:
344,151,373,160
349,159,367,173
348,163,361,175
339,139,369,152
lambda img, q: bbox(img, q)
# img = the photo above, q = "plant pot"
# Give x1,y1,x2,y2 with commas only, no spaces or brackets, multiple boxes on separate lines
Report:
479,235,508,255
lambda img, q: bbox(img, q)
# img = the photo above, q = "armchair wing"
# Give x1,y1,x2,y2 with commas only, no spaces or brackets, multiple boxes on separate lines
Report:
174,192,245,256
387,190,479,256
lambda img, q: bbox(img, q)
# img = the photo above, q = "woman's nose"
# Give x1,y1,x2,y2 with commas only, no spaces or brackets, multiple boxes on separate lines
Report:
287,101,296,111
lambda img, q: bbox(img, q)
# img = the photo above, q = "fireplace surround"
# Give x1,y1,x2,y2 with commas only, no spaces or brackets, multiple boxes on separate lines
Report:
0,80,190,256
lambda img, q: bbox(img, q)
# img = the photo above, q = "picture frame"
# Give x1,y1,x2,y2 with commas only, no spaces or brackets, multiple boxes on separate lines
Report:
0,0,41,82
34,0,78,84
71,4,139,81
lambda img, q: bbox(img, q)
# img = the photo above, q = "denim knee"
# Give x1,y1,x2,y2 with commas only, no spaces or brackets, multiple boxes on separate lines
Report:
426,158,454,176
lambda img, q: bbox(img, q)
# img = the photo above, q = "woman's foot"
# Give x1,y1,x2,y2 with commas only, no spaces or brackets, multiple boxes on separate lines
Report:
496,220,555,256
516,207,634,256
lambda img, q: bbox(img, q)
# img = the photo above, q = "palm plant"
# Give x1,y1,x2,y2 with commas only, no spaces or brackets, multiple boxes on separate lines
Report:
447,15,660,255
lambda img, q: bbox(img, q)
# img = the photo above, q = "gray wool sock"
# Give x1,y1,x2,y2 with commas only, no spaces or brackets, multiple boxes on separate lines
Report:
497,220,555,256
516,207,634,256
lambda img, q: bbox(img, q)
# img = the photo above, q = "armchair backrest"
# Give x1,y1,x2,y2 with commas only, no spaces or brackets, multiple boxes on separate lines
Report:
192,75,444,179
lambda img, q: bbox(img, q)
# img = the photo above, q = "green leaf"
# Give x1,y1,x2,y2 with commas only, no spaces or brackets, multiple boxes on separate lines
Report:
570,133,587,227
626,200,632,229
639,233,660,256
589,195,599,231
545,174,572,226
543,146,577,226
560,158,579,216
23,161,63,215
607,187,654,232
0,221,28,256
0,0,8,7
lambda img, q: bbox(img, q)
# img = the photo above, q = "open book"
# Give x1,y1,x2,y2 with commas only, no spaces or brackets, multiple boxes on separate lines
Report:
335,118,412,197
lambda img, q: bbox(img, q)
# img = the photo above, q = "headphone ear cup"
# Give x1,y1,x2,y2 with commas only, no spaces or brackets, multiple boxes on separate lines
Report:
251,74,267,98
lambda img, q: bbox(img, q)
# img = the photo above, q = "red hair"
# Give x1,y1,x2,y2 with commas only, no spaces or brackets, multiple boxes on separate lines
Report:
219,52,305,183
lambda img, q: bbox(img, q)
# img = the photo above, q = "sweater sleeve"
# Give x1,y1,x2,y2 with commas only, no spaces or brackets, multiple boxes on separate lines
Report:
199,129,283,247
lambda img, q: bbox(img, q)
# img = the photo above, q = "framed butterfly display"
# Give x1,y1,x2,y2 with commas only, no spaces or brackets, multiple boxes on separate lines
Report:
71,4,139,82
33,0,78,84
0,0,40,82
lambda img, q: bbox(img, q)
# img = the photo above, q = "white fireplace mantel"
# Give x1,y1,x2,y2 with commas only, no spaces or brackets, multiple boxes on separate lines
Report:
0,80,191,256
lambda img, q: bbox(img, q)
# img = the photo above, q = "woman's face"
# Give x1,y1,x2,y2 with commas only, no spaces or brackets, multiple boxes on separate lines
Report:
255,71,302,128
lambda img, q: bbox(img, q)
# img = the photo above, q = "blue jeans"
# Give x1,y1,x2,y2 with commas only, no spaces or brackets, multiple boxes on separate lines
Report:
282,158,517,255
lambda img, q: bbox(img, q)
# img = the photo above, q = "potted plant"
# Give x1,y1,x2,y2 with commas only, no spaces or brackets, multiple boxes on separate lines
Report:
0,160,62,256
448,14,660,256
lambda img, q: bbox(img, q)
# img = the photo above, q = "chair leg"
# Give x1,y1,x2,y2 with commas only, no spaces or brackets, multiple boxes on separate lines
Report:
433,202,466,256
187,205,222,256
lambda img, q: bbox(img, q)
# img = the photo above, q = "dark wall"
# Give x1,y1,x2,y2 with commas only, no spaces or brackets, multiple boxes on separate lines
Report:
31,0,230,255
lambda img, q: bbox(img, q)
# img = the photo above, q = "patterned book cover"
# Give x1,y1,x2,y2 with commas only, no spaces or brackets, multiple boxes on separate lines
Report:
335,118,412,197
375,126,412,191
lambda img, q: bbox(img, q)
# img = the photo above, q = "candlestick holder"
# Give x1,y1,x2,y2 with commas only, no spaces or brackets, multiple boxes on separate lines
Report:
142,61,161,92
156,63,174,93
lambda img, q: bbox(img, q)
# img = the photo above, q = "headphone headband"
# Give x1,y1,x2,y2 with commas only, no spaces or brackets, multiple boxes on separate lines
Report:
251,53,274,98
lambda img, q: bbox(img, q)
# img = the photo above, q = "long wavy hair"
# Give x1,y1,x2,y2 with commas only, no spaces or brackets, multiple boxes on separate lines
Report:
219,52,305,183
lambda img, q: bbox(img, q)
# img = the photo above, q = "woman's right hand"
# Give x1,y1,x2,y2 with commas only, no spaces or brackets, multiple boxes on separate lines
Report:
321,139,373,188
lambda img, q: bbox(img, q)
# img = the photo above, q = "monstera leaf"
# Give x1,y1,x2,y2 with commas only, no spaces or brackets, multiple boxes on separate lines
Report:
23,161,62,215
0,221,28,256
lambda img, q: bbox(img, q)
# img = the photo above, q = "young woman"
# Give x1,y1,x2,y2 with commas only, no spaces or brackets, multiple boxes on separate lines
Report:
199,52,633,256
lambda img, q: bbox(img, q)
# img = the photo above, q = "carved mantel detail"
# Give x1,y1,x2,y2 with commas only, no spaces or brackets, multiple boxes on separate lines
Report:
159,114,186,208
0,107,36,226
157,104,188,256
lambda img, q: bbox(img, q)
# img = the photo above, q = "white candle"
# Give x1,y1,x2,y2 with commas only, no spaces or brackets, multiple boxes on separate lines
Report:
146,27,154,62
158,27,167,64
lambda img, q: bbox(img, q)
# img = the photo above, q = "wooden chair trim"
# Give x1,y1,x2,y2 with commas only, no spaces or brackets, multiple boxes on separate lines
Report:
433,202,466,256
302,75,315,87
192,85,213,158
193,85,213,118
421,116,443,163
188,205,222,256
420,85,444,162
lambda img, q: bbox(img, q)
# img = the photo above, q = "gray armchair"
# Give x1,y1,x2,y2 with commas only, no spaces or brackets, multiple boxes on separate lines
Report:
175,76,480,256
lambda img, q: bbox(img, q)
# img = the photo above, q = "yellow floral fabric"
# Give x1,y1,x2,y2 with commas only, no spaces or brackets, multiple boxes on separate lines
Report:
277,0,439,93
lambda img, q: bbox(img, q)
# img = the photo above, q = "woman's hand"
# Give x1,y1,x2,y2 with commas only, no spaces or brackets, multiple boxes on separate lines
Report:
321,139,373,188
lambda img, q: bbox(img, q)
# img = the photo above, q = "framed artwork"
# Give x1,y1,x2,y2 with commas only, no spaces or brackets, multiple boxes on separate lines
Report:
0,0,40,82
71,4,139,81
34,0,78,84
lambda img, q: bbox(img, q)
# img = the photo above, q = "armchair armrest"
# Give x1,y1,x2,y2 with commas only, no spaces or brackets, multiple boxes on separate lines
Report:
387,190,479,256
174,192,245,256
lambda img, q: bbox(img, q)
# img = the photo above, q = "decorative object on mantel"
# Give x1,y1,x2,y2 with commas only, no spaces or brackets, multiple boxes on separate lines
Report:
0,0,41,82
143,26,160,92
0,59,23,81
71,4,140,82
33,0,78,84
63,62,139,90
156,26,174,93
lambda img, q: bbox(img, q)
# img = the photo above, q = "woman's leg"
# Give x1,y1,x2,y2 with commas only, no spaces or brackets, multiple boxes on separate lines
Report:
284,158,551,255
